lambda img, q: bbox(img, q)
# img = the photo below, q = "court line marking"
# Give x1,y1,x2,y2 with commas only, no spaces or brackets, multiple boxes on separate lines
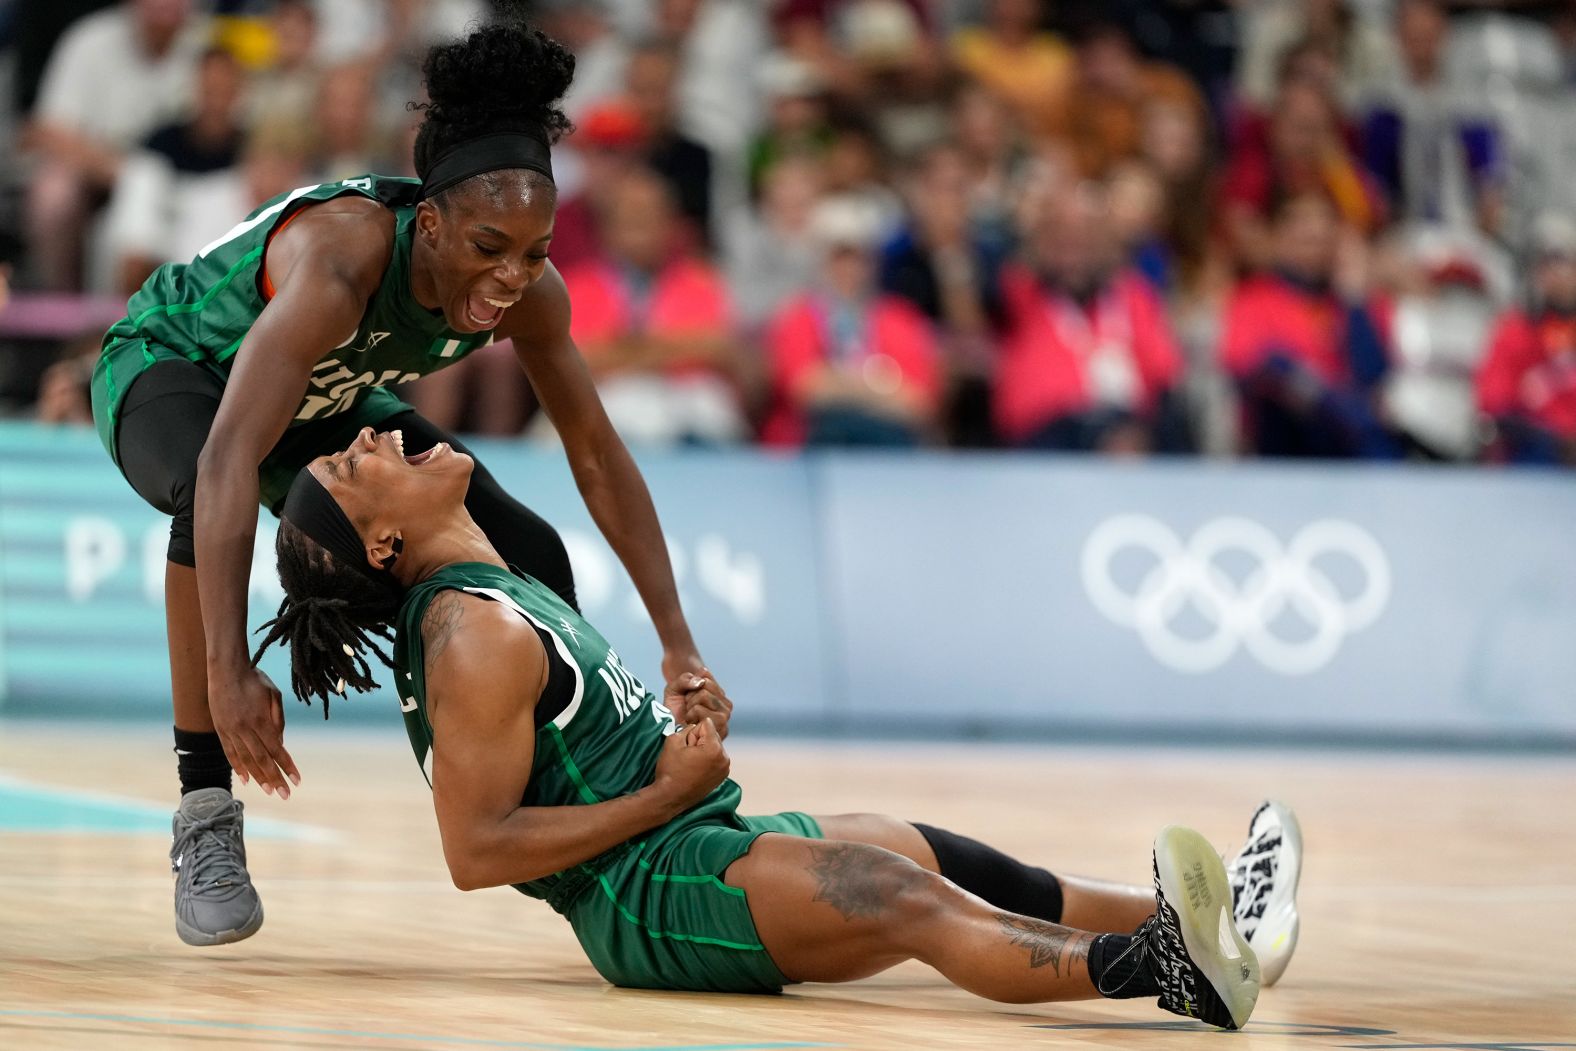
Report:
0,1020,405,1050
0,1010,833,1051
0,774,338,843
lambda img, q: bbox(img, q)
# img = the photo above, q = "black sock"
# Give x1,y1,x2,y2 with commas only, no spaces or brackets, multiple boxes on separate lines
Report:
174,727,231,795
912,822,1064,923
1088,933,1161,998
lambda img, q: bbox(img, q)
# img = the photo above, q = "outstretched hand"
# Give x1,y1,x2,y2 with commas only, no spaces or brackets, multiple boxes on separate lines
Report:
665,669,733,739
208,666,301,799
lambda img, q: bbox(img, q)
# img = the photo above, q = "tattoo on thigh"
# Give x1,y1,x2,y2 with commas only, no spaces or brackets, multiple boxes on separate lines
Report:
997,915,1093,976
808,843,928,921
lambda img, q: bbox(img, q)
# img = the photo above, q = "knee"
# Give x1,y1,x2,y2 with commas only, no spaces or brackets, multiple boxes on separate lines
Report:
885,867,955,928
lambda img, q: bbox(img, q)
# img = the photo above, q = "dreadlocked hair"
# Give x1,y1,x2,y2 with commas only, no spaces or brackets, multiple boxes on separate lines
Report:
251,520,400,718
411,20,575,202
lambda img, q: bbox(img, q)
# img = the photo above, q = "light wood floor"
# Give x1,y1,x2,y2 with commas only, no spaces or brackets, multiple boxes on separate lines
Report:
1,723,1573,1050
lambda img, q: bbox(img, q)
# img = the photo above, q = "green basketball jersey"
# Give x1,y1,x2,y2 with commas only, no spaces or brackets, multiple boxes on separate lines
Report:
93,174,497,461
392,562,744,912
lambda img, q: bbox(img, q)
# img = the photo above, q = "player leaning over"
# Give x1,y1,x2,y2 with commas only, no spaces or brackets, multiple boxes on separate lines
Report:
91,22,719,946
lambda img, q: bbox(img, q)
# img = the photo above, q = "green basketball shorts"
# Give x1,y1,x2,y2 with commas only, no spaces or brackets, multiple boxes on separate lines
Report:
565,811,823,994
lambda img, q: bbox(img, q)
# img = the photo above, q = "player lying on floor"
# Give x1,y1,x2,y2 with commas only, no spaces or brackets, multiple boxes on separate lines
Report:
250,426,1303,1030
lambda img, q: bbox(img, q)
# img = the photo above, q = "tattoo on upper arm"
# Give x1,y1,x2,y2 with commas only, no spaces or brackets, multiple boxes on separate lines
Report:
808,843,931,921
422,591,466,665
997,915,1094,976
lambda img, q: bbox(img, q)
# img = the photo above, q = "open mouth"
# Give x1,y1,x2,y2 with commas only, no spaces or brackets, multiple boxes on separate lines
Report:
383,429,448,467
404,443,448,466
464,291,512,329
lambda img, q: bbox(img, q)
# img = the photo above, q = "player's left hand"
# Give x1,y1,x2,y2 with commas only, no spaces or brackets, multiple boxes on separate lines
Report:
665,669,732,740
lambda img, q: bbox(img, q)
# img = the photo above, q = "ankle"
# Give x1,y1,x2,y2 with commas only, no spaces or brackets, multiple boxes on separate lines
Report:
174,726,232,795
1088,932,1161,999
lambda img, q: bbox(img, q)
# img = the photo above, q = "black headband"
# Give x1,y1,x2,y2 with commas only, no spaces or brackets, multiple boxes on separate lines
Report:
280,468,401,595
419,131,555,201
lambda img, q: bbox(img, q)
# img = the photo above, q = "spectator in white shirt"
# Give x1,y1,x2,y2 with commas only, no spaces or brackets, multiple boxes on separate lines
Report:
25,0,205,289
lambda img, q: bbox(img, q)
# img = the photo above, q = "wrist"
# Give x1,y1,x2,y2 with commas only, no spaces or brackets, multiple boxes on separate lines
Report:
660,638,702,669
207,650,253,680
637,780,685,824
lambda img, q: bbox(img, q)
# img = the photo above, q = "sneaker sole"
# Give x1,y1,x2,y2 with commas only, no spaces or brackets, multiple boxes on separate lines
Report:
1250,802,1302,988
175,900,264,947
1156,825,1260,1031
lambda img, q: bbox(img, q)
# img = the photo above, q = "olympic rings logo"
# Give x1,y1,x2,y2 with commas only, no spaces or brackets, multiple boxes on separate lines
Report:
1080,515,1391,675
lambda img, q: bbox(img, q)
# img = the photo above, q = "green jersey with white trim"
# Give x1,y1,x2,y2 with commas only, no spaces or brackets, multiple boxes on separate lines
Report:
392,562,745,910
93,174,496,461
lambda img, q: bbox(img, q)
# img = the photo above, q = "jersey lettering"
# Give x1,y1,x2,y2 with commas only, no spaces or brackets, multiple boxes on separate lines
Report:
598,650,648,724
296,358,421,421
341,177,374,191
651,695,678,736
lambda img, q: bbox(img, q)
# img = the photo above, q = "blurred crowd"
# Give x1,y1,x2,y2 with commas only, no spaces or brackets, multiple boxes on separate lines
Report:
5,0,1576,465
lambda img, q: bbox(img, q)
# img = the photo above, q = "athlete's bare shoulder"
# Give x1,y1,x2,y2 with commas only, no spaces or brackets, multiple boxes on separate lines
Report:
421,588,536,670
421,587,547,711
267,197,396,298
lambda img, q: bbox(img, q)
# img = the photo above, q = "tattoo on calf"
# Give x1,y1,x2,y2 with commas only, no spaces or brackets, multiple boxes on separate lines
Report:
997,915,1093,976
808,844,929,921
422,590,466,665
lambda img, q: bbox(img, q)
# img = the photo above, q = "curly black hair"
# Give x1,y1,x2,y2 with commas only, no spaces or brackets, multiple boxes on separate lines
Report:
252,520,400,717
412,20,576,190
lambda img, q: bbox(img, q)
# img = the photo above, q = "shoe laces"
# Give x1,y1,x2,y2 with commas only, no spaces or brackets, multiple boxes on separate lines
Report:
172,800,247,891
1232,827,1281,921
1096,915,1160,996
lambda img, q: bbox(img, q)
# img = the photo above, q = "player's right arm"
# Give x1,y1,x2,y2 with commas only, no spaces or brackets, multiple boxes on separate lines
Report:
424,591,729,891
196,200,393,798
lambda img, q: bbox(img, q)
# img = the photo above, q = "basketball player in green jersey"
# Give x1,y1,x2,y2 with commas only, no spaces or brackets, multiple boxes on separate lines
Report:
251,426,1307,1029
89,24,718,946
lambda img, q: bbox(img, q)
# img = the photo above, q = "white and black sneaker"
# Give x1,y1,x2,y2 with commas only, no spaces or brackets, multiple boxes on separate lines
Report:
1099,826,1260,1031
1226,800,1302,987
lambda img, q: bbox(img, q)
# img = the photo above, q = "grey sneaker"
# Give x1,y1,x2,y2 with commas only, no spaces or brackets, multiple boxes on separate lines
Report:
170,788,264,946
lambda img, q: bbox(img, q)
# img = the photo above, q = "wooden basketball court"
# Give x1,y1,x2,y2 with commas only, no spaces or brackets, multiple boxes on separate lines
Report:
2,722,1572,1050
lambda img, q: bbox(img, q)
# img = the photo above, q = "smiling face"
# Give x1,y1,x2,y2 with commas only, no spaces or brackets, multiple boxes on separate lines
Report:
307,428,475,565
413,170,557,334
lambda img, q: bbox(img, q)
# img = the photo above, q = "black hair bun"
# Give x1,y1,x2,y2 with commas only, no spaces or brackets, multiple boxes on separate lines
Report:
415,21,576,176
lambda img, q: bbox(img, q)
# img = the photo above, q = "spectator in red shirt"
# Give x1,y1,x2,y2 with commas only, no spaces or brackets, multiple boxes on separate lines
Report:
557,167,747,446
1222,193,1399,459
994,179,1186,454
1477,213,1576,465
763,195,941,447
1221,76,1383,271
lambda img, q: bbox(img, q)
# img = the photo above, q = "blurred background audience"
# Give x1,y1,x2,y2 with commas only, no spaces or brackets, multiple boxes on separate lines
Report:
4,0,1576,468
